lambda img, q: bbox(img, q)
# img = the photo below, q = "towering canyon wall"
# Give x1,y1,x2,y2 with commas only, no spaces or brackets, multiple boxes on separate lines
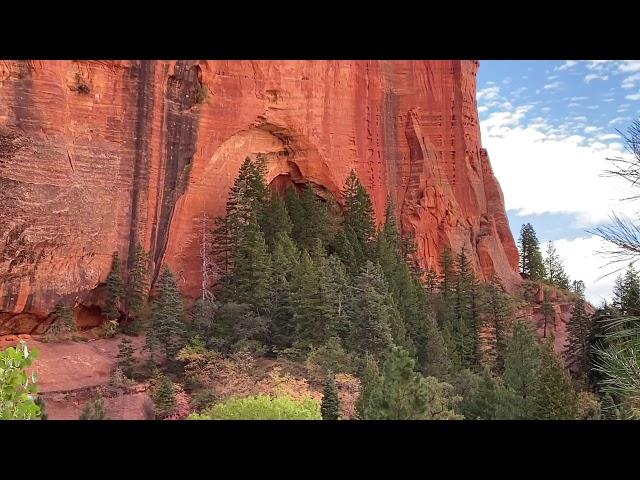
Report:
0,60,521,327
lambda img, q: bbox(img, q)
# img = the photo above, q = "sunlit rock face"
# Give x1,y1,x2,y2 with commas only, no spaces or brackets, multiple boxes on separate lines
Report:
0,60,520,331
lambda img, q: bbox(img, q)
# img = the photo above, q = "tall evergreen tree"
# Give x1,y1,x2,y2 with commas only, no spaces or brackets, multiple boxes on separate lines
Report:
502,320,540,419
341,170,376,258
564,280,593,384
452,248,481,369
346,261,395,364
518,223,546,280
355,353,382,419
481,275,511,373
362,347,462,420
544,241,570,289
534,337,578,420
126,243,150,319
116,336,135,377
542,290,555,339
152,374,176,419
149,267,186,361
259,192,293,249
104,251,125,320
320,371,341,420
269,232,300,350
47,302,77,338
223,215,273,314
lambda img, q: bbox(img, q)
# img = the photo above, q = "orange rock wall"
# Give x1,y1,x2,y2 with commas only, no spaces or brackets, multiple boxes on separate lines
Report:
0,60,521,321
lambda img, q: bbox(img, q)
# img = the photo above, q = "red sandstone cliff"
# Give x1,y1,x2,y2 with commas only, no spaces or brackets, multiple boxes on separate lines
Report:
0,60,521,329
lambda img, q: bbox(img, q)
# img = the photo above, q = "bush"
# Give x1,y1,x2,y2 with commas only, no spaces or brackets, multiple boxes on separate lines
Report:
79,396,108,420
0,341,41,420
190,394,321,420
101,320,118,338
71,73,90,95
191,390,218,412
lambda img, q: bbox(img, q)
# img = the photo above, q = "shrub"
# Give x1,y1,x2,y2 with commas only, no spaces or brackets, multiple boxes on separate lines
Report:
79,396,108,420
190,394,321,420
0,341,41,420
101,319,118,338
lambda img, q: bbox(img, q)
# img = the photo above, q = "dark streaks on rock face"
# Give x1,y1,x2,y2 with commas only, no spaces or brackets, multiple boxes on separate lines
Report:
150,61,201,279
127,61,155,270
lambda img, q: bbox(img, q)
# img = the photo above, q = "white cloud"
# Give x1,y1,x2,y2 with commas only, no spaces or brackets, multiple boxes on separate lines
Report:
587,105,600,110
585,73,609,83
477,86,500,101
556,60,578,71
622,72,640,89
586,60,615,71
584,126,601,134
618,61,640,73
543,236,618,305
598,133,620,141
626,92,640,101
566,96,589,101
604,98,615,102
609,117,630,125
548,75,559,80
478,105,488,113
480,110,635,227
567,102,581,108
503,77,512,85
541,107,552,112
543,81,562,90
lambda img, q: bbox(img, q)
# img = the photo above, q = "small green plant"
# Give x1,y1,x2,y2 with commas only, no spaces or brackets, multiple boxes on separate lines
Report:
152,374,176,419
190,395,321,420
45,303,77,341
0,341,41,420
79,395,108,420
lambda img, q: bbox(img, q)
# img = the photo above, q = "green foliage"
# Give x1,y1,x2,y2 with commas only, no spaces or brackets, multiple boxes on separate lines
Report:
502,320,540,419
518,223,546,280
481,276,511,373
34,396,47,420
79,396,108,420
116,336,135,377
342,170,376,254
190,394,321,420
46,302,77,339
543,241,570,289
127,243,150,319
346,261,395,364
207,302,269,354
564,281,593,383
148,267,186,361
306,336,356,375
453,369,507,420
362,347,462,420
152,374,176,419
534,338,578,419
285,186,331,252
321,372,341,420
104,251,125,320
0,342,41,420
260,192,293,249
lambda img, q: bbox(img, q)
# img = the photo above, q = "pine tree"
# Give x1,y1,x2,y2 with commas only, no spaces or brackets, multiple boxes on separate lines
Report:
502,320,540,419
320,371,341,420
260,192,293,249
613,264,640,317
534,337,578,420
104,251,125,320
79,396,108,420
116,336,135,377
481,275,511,373
346,261,395,364
542,290,555,339
544,241,570,289
452,247,481,369
341,170,376,259
126,243,150,320
224,215,273,314
564,280,593,384
152,374,176,419
149,267,186,361
356,353,381,419
47,302,77,338
518,223,546,280
269,232,299,350
362,347,462,420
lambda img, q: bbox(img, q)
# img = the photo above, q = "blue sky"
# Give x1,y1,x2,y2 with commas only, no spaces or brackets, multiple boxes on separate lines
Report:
477,60,640,304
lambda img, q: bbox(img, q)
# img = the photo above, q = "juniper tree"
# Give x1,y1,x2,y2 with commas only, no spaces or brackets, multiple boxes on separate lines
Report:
518,223,546,280
320,371,341,420
149,266,186,361
104,251,125,320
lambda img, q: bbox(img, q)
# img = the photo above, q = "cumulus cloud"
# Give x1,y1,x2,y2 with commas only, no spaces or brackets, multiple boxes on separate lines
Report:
585,73,609,83
543,81,562,90
477,86,500,101
480,110,635,227
618,61,640,73
556,60,578,71
621,72,640,89
626,92,640,101
543,236,618,305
